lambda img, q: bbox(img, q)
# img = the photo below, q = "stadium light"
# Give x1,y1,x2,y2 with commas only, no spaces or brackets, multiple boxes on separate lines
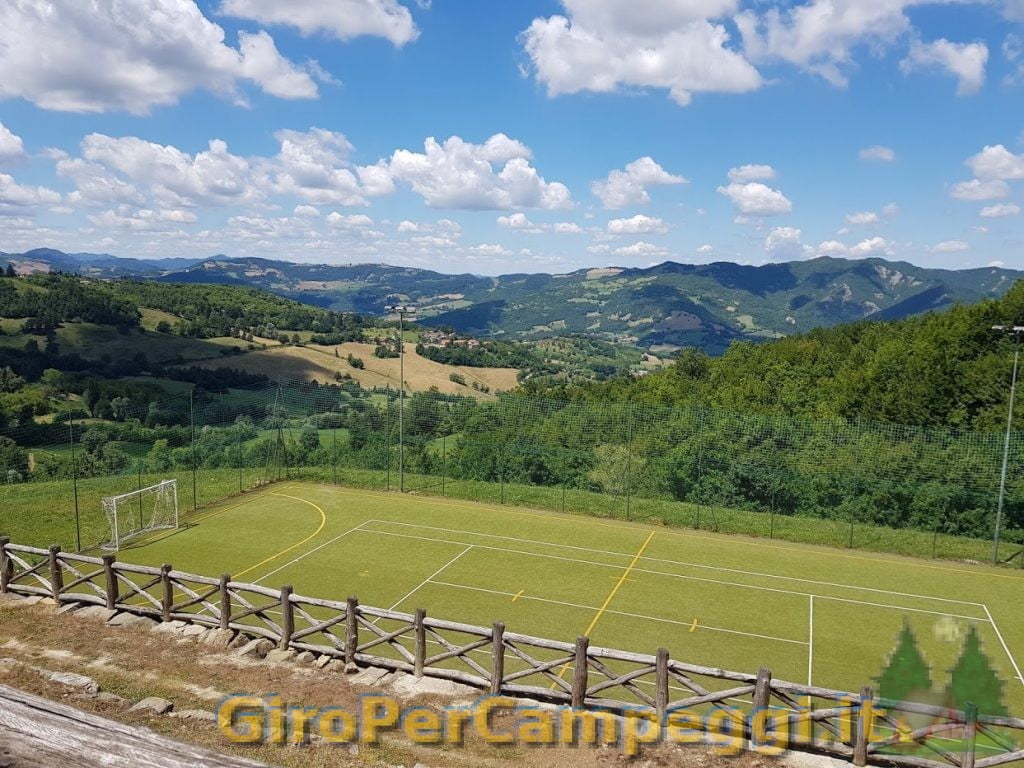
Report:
385,304,417,493
991,325,1024,566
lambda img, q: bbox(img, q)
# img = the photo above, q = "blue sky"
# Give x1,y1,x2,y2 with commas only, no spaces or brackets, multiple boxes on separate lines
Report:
0,0,1023,275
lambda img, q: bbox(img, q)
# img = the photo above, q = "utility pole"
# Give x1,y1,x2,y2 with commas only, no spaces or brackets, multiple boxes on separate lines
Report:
385,304,417,493
992,325,1024,565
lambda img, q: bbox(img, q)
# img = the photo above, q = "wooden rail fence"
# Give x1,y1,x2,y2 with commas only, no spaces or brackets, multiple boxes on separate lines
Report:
2,537,1022,768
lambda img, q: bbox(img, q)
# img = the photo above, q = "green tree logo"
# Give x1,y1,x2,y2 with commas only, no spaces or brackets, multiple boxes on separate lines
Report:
945,626,1007,717
876,622,933,704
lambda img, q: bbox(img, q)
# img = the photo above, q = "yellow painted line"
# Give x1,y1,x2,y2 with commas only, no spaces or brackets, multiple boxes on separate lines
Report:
512,589,524,602
233,492,327,580
690,618,698,633
551,530,656,688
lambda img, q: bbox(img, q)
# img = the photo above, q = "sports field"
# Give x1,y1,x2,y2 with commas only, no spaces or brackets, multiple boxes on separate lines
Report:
116,481,1024,713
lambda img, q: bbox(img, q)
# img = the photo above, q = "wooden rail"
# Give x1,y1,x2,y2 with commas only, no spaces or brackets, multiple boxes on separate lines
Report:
2,537,1022,767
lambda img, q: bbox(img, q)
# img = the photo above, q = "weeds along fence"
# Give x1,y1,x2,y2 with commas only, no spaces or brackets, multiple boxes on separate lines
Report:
1,377,1023,564
2,537,1023,768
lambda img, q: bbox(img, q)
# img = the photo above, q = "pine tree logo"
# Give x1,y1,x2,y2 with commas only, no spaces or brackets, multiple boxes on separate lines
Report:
876,621,933,704
945,626,1007,717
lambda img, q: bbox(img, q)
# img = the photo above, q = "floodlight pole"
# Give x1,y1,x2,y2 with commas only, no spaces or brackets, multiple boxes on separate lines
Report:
992,325,1024,565
386,304,417,493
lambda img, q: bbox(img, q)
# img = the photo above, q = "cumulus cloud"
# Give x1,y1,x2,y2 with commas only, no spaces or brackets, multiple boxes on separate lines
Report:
764,227,811,260
219,0,419,46
850,236,894,257
89,205,198,231
967,145,1024,180
845,211,880,225
606,214,667,235
326,212,375,228
0,0,320,114
0,173,62,213
900,38,988,96
521,0,762,106
271,128,389,206
592,157,686,209
727,164,776,182
497,212,535,230
614,241,669,258
980,203,1021,218
383,134,571,210
0,122,25,163
932,239,969,253
294,204,319,217
717,182,792,217
859,146,896,162
816,240,849,256
950,179,1011,201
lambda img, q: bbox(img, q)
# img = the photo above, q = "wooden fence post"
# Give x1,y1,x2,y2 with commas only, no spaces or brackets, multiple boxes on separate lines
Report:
571,636,589,708
656,648,670,725
102,555,117,611
48,546,63,603
160,564,172,622
962,703,979,768
491,622,505,695
853,686,873,767
414,609,426,678
0,537,10,594
345,596,358,666
752,667,773,747
280,585,294,650
219,574,231,631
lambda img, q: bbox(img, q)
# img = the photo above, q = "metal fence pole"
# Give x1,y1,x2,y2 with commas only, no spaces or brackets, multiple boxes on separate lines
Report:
385,387,391,492
189,389,198,512
332,421,338,486
695,408,705,530
625,404,633,522
137,460,144,530
69,418,81,552
441,434,446,497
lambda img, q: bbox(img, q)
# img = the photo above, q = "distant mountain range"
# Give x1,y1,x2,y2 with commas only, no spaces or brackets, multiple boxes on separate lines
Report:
4,248,1021,352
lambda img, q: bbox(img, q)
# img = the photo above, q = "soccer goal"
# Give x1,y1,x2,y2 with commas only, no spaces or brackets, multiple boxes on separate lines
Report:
101,479,179,550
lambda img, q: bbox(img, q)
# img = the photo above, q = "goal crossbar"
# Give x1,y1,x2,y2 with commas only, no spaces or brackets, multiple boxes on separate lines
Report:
101,479,179,551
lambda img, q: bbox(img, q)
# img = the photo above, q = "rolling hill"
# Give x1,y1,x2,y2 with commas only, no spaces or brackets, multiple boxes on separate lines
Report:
5,249,1022,353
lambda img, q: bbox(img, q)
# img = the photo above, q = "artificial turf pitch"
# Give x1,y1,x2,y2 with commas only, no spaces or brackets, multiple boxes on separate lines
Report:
114,481,1024,714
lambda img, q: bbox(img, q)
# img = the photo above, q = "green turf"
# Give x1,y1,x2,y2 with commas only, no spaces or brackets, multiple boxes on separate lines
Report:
110,481,1024,720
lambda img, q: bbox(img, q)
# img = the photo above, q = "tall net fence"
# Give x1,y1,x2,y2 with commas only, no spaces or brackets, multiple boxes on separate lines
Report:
1,377,1022,564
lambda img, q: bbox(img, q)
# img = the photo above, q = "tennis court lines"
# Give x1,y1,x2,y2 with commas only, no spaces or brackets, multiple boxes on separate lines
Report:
243,516,1022,692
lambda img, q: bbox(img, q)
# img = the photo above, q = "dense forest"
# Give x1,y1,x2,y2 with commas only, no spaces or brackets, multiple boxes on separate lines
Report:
539,281,1024,432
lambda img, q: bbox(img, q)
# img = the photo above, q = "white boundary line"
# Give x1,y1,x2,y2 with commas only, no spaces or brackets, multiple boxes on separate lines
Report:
358,525,987,621
367,519,985,609
807,594,814,687
253,522,369,584
387,546,473,611
429,579,808,645
982,604,1024,687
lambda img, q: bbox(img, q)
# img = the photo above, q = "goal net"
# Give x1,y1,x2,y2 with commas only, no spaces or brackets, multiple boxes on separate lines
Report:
101,479,179,550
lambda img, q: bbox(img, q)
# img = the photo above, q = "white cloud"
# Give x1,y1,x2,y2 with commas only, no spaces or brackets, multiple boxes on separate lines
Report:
816,240,849,256
950,179,1010,201
0,0,319,114
552,222,583,234
293,204,320,217
614,241,669,258
326,212,375,228
0,122,25,162
592,157,686,209
932,239,969,253
846,211,880,225
521,1,762,107
967,145,1024,180
497,212,535,230
384,134,571,210
859,146,896,162
89,205,198,231
219,0,418,46
469,243,512,257
606,214,667,235
397,219,420,232
697,244,714,255
727,164,776,182
850,236,894,257
0,173,62,213
980,203,1021,218
764,227,812,260
717,182,792,216
900,38,988,96
271,128,387,206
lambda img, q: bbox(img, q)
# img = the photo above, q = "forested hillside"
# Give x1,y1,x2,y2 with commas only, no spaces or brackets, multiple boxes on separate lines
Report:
556,281,1024,431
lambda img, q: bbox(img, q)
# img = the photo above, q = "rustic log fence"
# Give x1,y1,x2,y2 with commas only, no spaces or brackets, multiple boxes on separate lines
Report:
2,536,1022,768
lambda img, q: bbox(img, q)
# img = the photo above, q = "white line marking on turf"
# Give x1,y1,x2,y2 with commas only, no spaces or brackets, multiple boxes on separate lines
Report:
387,546,473,611
365,519,984,609
253,522,370,584
807,594,814,687
429,579,808,645
360,526,987,621
982,604,1024,687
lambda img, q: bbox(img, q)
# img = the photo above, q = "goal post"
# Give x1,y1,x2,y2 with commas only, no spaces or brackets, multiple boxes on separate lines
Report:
101,479,179,551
